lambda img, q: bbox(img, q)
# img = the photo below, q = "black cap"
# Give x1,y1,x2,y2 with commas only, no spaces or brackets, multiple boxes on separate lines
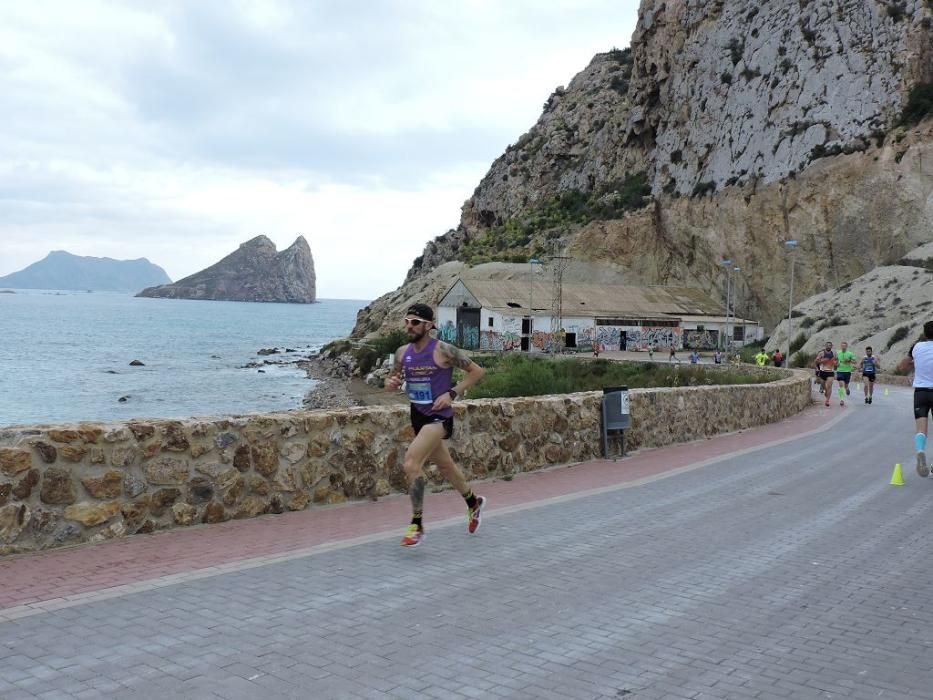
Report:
405,303,434,322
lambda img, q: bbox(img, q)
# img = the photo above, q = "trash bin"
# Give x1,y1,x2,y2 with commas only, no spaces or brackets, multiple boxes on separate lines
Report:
601,386,631,458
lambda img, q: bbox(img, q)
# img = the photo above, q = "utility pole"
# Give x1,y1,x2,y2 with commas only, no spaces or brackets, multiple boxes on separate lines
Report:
785,240,798,365
720,259,733,351
528,258,539,352
549,252,572,353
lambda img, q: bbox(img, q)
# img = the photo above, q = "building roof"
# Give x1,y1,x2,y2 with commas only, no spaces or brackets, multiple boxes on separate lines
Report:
440,278,727,318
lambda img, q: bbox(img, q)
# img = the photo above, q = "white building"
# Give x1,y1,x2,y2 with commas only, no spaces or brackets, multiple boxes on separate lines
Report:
436,277,762,352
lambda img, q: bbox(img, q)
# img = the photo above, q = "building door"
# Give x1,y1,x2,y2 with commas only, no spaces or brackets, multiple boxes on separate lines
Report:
456,307,481,350
620,332,627,351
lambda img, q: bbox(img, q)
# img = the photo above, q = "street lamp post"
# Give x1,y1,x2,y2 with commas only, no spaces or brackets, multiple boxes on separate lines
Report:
731,266,741,349
720,259,733,350
784,241,798,366
528,258,539,352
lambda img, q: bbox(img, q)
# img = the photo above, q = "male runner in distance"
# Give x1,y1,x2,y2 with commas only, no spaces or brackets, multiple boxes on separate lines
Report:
858,346,880,404
813,341,837,407
385,303,487,547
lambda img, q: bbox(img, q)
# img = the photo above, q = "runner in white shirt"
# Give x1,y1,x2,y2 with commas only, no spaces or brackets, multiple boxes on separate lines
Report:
897,321,933,477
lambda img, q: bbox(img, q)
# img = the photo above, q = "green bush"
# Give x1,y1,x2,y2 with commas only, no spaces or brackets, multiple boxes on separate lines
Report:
465,355,772,400
354,329,410,375
901,83,933,126
789,333,807,354
458,172,651,264
886,325,910,350
791,351,815,368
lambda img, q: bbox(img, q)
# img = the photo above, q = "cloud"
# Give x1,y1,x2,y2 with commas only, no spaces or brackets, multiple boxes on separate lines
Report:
0,0,639,299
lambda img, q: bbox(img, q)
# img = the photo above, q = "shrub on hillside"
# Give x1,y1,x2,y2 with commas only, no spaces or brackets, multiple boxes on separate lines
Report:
789,333,807,354
886,325,910,350
791,351,815,368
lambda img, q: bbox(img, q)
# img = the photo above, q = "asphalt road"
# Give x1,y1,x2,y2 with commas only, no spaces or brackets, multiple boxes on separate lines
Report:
1,386,932,700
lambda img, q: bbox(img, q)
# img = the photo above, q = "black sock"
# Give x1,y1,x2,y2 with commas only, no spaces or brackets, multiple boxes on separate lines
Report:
464,491,477,509
411,511,423,530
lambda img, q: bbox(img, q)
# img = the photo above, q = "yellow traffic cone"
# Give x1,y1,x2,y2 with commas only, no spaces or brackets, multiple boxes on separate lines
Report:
884,387,889,396
890,463,904,486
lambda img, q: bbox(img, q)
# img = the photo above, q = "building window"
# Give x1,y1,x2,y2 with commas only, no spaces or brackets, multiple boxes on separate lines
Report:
734,326,745,341
488,317,494,327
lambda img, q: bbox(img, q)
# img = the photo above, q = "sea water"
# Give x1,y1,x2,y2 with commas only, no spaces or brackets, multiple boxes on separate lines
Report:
0,290,365,427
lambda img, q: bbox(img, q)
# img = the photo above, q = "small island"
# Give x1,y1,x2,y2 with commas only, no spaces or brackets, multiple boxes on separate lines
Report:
136,235,316,303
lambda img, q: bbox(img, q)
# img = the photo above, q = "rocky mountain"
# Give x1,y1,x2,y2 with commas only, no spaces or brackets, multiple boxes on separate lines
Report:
766,240,933,367
354,0,933,339
0,251,171,292
137,235,316,303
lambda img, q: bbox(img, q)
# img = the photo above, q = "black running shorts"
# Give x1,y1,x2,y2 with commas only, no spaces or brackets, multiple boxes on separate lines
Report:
410,405,453,439
862,372,875,383
817,370,834,381
836,371,851,382
914,388,933,420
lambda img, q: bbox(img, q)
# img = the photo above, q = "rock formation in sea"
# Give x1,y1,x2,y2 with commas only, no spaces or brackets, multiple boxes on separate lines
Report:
137,235,316,303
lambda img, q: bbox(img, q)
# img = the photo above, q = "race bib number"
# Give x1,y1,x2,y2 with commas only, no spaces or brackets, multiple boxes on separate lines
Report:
406,380,434,404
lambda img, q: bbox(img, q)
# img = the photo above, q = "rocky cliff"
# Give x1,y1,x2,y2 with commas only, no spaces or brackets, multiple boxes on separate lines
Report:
137,236,316,303
354,0,933,338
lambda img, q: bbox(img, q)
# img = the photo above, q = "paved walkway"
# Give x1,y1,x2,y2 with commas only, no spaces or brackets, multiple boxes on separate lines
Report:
2,386,933,699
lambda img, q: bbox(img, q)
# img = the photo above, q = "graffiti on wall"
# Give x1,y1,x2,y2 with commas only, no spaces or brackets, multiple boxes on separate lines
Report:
624,327,681,350
683,329,719,350
437,320,480,349
438,320,457,344
478,316,523,352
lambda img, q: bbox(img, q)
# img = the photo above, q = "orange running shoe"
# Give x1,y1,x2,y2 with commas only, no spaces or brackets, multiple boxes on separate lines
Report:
467,496,486,534
400,524,424,547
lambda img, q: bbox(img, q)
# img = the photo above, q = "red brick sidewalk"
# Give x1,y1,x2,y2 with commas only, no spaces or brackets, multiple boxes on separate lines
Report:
0,404,840,611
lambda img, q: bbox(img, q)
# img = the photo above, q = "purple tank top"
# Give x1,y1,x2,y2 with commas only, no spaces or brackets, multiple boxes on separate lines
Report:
403,338,453,417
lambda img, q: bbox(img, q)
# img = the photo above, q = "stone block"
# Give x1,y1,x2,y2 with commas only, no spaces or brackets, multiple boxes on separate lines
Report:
143,457,189,485
59,444,88,462
111,446,138,467
0,448,32,476
0,504,30,543
12,469,40,499
31,441,58,464
81,471,124,499
64,501,119,526
40,467,77,504
171,502,198,526
47,429,81,443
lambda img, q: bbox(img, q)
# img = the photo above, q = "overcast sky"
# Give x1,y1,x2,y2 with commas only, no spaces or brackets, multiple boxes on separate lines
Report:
0,0,640,300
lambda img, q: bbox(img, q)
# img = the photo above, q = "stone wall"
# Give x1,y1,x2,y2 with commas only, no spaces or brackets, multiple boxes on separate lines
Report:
0,368,811,555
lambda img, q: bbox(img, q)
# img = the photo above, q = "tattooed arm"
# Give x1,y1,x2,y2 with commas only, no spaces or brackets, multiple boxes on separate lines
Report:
384,345,408,391
431,341,485,411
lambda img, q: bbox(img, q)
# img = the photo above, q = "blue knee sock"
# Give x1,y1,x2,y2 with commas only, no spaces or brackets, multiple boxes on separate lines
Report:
915,433,927,453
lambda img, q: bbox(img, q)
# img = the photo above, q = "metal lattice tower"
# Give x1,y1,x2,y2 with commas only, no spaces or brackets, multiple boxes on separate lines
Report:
548,253,572,351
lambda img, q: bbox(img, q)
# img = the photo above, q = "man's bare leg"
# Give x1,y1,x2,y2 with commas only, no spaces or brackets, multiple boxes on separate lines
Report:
916,415,929,477
429,440,486,534
400,424,445,545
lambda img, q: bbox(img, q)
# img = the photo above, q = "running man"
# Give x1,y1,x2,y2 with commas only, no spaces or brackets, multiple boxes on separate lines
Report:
858,346,881,404
835,341,857,406
897,321,933,477
385,303,487,547
813,341,837,407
